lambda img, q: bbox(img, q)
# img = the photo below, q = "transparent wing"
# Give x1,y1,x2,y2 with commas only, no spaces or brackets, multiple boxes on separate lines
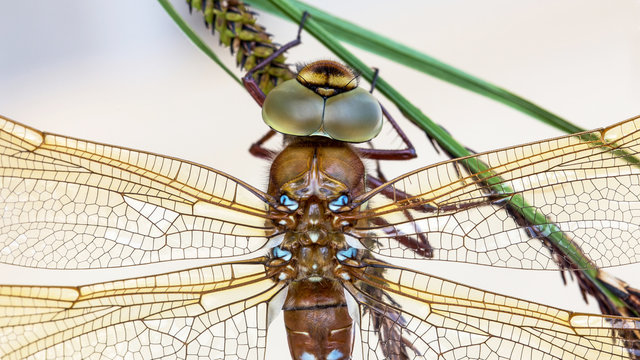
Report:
0,258,284,359
343,261,640,360
346,115,640,269
0,115,277,269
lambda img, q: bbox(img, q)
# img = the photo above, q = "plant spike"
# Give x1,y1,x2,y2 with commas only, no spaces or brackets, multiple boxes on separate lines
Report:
186,0,294,93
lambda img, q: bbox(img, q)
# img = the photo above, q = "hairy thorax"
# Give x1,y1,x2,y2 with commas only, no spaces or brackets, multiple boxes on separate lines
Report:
266,137,365,283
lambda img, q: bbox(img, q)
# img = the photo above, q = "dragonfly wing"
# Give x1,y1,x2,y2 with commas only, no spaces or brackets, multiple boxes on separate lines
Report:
343,261,640,360
347,115,640,269
0,258,283,359
0,115,277,269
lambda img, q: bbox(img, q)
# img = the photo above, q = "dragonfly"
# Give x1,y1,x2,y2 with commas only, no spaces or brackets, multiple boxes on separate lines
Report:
2,54,640,359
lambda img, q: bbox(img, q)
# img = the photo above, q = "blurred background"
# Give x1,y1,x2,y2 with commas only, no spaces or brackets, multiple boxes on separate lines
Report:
1,1,639,358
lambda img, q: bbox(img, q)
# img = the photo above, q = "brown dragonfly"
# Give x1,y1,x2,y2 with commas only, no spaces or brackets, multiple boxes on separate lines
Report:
2,55,640,359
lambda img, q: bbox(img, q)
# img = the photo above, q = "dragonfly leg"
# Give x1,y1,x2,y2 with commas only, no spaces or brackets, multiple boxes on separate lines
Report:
369,300,416,359
249,129,279,159
369,67,379,93
367,211,433,258
242,11,309,106
355,104,417,161
367,174,436,213
359,255,420,359
243,12,309,159
364,169,434,258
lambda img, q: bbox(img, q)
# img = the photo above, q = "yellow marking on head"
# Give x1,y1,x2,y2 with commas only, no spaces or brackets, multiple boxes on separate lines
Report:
297,60,358,96
316,88,336,97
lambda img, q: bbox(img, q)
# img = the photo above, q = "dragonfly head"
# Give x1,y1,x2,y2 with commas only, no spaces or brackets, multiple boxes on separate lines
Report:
261,60,383,143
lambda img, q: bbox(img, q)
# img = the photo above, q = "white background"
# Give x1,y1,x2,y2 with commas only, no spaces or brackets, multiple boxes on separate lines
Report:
1,1,639,358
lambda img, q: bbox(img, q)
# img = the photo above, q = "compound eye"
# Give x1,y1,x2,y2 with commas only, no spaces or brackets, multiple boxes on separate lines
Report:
323,87,383,143
328,194,349,212
279,194,299,212
262,79,324,136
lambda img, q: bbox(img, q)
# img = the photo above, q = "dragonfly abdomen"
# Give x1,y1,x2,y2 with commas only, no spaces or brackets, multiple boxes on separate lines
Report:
283,280,354,360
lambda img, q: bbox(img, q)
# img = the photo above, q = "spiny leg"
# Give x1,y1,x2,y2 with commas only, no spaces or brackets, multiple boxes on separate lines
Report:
243,12,308,157
355,104,417,161
249,129,278,160
358,253,420,359
367,215,433,258
364,154,434,258
242,11,309,106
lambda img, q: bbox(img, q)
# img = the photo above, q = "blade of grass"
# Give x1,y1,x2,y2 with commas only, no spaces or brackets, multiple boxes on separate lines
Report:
249,0,584,134
266,0,630,311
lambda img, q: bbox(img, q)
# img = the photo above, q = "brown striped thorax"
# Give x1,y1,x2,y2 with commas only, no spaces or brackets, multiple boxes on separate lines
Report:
265,137,365,283
261,60,383,143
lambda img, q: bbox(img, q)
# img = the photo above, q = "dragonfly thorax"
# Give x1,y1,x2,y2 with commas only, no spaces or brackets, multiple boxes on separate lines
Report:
267,138,366,283
268,137,365,221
